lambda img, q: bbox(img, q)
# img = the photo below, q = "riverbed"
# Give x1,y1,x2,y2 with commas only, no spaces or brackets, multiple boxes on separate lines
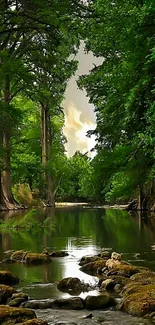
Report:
0,207,155,324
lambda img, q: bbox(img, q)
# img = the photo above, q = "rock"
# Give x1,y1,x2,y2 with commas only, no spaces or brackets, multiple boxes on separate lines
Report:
22,300,53,309
24,253,51,264
79,255,102,266
23,297,84,310
8,297,26,307
50,251,69,257
0,305,36,325
99,251,111,259
118,284,155,316
0,284,15,304
80,260,106,275
57,277,89,294
100,279,115,290
84,294,116,310
10,250,51,264
0,271,19,285
81,313,93,319
12,292,29,300
52,297,84,310
19,319,47,325
130,271,155,284
105,259,139,277
98,275,131,292
111,252,121,260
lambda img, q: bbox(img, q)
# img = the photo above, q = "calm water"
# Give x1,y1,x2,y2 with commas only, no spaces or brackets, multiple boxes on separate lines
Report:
0,207,155,302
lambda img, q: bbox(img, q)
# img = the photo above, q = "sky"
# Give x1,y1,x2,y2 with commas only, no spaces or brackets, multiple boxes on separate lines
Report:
63,43,102,157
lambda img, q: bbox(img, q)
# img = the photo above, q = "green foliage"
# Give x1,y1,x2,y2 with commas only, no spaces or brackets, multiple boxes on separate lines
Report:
0,209,55,235
53,151,94,201
78,0,155,203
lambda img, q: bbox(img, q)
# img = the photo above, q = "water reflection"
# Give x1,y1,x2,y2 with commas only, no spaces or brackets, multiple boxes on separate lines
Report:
0,207,155,299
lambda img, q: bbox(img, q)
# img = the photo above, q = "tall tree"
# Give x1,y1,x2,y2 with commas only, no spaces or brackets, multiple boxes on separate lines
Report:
0,0,88,209
78,0,155,207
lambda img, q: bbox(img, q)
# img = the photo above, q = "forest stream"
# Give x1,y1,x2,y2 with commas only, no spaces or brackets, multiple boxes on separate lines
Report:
0,207,155,325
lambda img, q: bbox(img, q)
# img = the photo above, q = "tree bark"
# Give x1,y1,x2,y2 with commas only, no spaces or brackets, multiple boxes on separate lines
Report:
41,103,47,177
0,76,20,210
40,103,55,206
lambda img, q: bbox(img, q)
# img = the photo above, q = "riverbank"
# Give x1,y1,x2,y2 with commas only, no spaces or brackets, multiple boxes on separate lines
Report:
55,202,130,210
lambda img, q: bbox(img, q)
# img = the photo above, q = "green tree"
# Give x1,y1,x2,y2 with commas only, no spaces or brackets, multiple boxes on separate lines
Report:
0,0,88,209
78,0,155,207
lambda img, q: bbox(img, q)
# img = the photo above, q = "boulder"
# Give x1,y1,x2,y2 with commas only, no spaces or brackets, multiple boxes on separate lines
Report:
130,271,155,284
98,275,131,292
111,252,121,260
79,255,103,266
99,251,111,259
51,297,84,310
23,297,84,310
12,292,28,300
10,250,52,264
0,271,19,285
24,253,51,264
8,297,26,307
105,259,139,277
57,277,89,294
80,260,106,275
0,305,36,325
22,300,53,309
119,284,155,316
0,284,15,304
84,294,116,310
100,279,115,291
49,251,69,257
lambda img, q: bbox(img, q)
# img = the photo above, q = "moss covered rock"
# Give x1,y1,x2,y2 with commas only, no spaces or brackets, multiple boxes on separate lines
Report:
20,319,48,325
49,251,68,257
80,260,106,275
98,275,131,293
24,253,51,264
0,305,36,325
130,271,155,284
12,292,28,300
57,277,89,294
52,297,84,310
8,297,26,307
23,297,84,310
0,271,19,285
99,251,111,259
84,294,116,310
0,284,15,304
79,255,103,266
106,259,139,277
119,285,155,316
100,279,115,291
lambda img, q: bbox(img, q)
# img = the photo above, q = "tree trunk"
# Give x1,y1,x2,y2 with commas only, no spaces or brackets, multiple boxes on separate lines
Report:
0,77,20,210
40,103,55,206
41,103,47,178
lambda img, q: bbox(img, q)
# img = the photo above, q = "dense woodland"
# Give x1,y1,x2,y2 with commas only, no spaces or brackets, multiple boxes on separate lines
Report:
0,0,154,210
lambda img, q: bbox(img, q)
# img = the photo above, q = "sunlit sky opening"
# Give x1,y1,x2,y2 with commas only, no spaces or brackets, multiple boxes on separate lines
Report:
63,43,102,158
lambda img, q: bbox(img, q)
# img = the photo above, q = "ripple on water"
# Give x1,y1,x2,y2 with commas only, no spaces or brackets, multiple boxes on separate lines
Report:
36,309,154,325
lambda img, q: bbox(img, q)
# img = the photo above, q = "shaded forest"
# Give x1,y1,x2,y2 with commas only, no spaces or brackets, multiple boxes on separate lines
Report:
0,0,154,210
